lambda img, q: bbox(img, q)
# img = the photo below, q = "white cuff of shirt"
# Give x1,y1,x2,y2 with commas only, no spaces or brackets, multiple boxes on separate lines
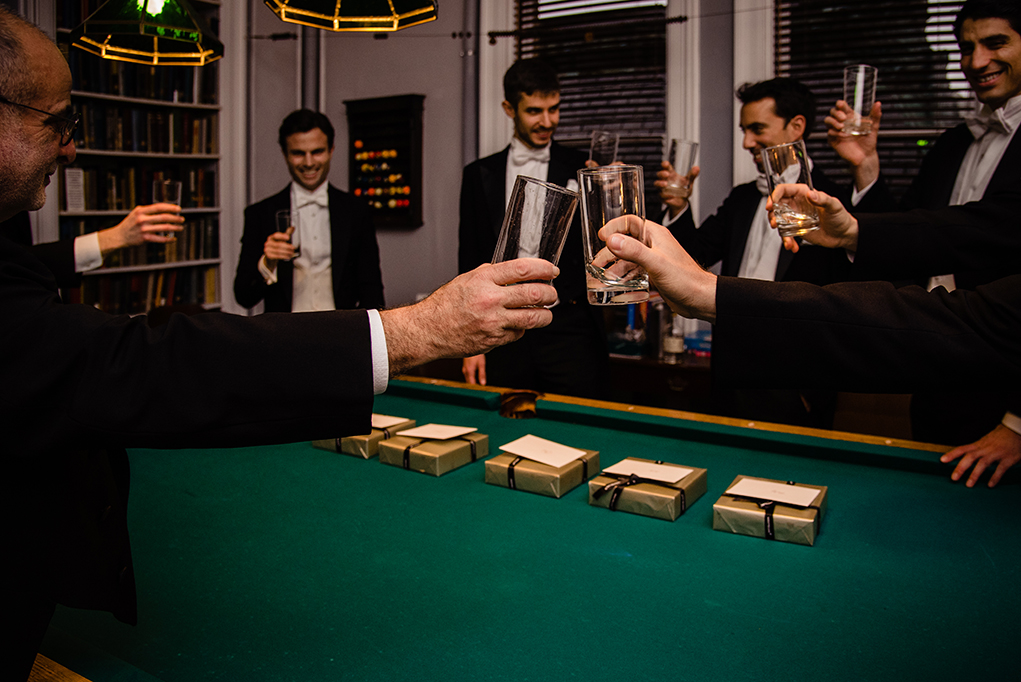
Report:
850,178,878,207
660,203,689,228
1002,411,1021,436
367,309,389,395
74,232,103,273
258,255,279,284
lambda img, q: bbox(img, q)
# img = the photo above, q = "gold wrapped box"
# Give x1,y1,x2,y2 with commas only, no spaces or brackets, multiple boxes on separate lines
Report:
712,475,828,546
312,417,416,459
378,433,489,476
588,457,708,521
485,449,600,498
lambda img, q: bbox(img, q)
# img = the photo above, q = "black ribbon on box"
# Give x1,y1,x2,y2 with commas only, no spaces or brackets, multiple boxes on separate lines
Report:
593,473,687,515
401,436,479,470
506,455,589,490
730,481,821,541
334,426,394,451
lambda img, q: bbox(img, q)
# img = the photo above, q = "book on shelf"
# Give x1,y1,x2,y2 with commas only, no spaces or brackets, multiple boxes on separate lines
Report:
77,102,218,155
59,166,217,211
75,263,220,316
60,216,220,268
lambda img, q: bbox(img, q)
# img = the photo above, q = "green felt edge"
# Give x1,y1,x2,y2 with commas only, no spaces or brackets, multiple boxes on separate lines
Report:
41,626,164,682
387,380,503,410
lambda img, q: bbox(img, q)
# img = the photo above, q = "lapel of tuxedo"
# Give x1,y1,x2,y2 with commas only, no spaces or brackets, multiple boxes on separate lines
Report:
480,147,509,238
726,182,763,277
985,126,1021,196
548,142,575,187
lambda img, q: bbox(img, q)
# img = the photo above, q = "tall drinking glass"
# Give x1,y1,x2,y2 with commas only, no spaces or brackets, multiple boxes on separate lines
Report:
275,209,301,259
760,139,820,238
588,130,620,166
662,138,699,199
843,64,878,136
491,176,578,280
153,179,182,238
577,164,649,305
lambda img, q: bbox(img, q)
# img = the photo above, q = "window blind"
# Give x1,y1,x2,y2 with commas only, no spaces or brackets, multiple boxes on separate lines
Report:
516,0,669,207
775,0,972,200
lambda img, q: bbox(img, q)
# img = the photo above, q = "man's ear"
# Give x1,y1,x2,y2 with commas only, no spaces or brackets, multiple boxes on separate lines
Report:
501,100,516,119
787,114,807,139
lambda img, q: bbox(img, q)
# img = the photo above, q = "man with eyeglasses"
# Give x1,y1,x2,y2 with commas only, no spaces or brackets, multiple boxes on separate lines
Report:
1,9,559,679
0,95,185,285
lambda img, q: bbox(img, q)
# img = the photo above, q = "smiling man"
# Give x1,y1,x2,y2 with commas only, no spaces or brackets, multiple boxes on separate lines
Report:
234,109,384,312
457,59,608,399
824,0,1021,454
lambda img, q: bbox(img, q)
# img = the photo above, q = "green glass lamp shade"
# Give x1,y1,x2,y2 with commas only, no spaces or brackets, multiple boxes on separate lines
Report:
70,0,224,66
264,0,438,32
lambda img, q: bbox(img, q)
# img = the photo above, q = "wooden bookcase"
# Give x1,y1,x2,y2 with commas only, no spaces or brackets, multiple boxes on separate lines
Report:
55,0,222,315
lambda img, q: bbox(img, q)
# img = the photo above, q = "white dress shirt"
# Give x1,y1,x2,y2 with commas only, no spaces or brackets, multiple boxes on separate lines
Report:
289,181,336,312
73,232,103,273
505,136,551,206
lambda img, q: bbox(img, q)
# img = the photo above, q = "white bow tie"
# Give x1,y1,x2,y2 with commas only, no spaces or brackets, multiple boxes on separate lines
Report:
510,143,551,166
297,197,327,209
964,109,1011,139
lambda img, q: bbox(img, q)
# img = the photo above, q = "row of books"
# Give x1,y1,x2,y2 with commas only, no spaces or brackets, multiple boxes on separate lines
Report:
59,36,219,105
60,217,220,267
62,166,217,212
66,266,220,316
75,102,218,155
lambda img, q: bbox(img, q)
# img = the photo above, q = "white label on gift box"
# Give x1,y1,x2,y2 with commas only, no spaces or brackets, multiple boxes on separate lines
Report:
602,458,693,484
397,424,477,440
725,478,821,508
372,414,410,429
499,434,586,468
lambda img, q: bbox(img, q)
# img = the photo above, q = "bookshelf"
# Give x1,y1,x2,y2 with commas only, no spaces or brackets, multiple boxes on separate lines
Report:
56,0,223,315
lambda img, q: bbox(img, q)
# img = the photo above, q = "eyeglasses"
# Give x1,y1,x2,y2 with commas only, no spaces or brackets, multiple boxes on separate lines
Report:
0,95,80,146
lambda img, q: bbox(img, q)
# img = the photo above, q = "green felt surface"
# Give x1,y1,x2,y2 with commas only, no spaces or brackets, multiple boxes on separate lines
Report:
44,381,1021,681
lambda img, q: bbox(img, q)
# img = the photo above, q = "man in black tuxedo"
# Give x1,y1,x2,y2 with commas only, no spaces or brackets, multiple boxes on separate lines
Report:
458,59,608,398
234,109,384,313
1,10,560,678
826,0,1021,451
653,78,880,428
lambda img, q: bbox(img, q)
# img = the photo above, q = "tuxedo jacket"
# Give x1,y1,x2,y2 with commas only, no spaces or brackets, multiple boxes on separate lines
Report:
458,141,590,304
234,184,385,312
667,167,875,284
713,274,1021,398
863,122,1021,289
3,233,374,627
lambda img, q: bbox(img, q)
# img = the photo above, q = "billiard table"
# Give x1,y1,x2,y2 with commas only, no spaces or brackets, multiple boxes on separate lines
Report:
39,378,1021,681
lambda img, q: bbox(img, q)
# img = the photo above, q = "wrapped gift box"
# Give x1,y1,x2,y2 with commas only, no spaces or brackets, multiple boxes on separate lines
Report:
588,457,708,521
712,475,828,546
485,449,600,498
379,433,489,476
312,417,416,459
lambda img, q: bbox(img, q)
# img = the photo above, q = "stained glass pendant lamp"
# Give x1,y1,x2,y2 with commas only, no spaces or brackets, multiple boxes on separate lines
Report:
264,0,438,32
70,0,224,66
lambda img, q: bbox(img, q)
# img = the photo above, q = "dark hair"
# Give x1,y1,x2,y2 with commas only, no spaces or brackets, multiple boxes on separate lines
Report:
954,0,1021,39
278,109,335,152
736,77,817,135
503,58,560,107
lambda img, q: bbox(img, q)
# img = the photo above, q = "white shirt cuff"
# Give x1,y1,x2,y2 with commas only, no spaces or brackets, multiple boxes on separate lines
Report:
850,178,877,207
1002,411,1021,436
74,232,103,273
660,203,689,228
367,309,389,395
258,255,279,284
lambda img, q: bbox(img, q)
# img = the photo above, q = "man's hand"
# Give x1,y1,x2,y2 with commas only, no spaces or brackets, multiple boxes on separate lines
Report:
655,161,700,218
96,203,184,255
601,218,717,323
826,99,881,190
381,259,559,376
941,424,1021,488
462,355,487,385
766,184,860,253
263,227,297,270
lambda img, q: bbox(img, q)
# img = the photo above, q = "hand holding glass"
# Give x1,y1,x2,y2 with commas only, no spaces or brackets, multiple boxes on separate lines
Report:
761,140,820,238
491,176,578,282
578,164,649,305
275,209,301,260
842,64,877,136
662,139,699,199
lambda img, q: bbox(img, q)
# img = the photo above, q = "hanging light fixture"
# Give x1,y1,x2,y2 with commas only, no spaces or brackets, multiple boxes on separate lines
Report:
70,0,224,66
264,0,438,32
